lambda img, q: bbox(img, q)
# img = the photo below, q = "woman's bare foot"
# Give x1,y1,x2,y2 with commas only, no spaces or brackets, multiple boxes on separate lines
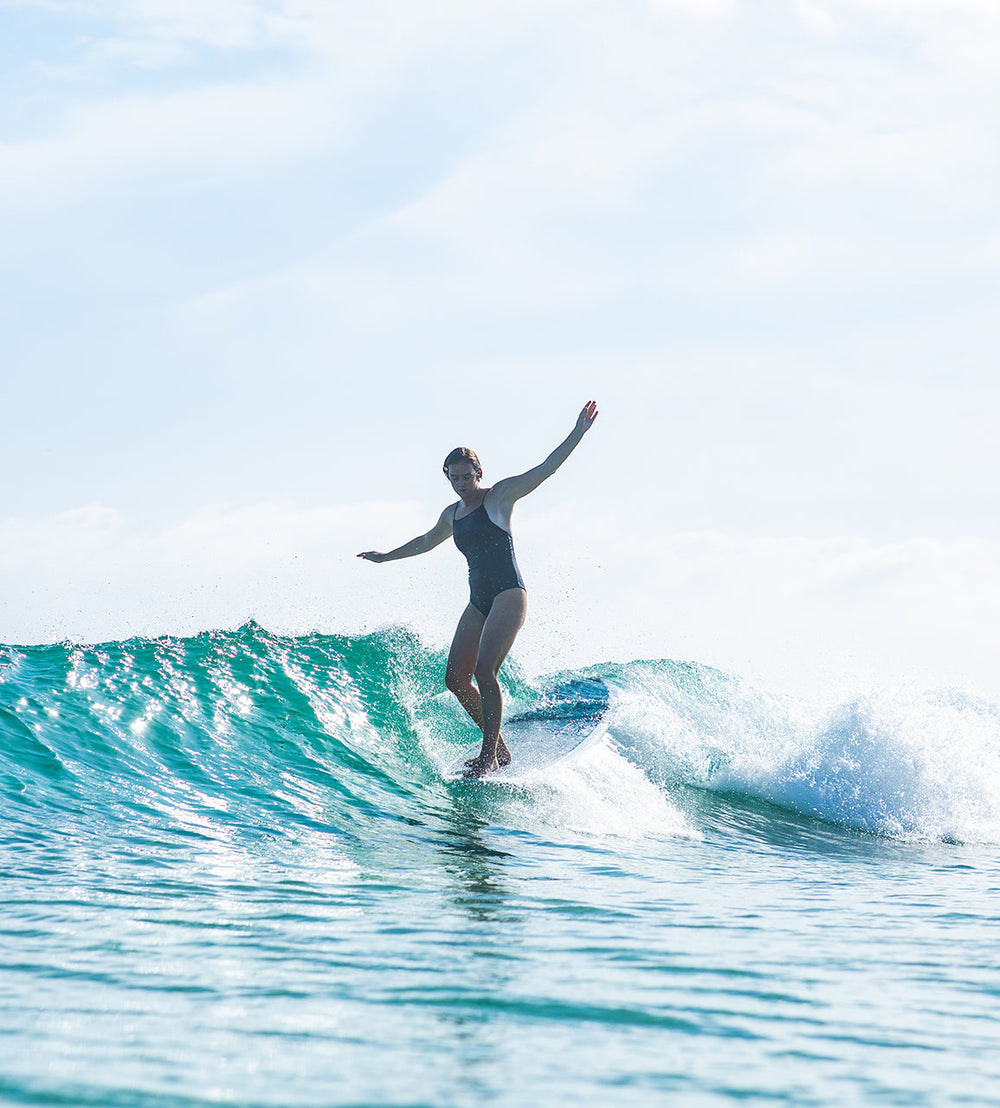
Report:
463,754,500,779
466,735,511,768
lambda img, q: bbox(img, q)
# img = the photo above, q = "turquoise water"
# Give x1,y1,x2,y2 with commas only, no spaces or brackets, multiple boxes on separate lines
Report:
2,623,999,1106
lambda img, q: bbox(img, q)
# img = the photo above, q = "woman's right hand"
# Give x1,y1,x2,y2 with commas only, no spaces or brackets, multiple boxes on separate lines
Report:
357,551,387,562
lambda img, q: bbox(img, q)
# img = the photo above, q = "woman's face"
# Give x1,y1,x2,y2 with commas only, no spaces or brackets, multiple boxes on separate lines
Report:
446,462,480,496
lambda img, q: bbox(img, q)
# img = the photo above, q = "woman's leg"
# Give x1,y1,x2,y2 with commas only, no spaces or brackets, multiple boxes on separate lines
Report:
445,604,514,766
445,603,485,724
466,588,527,777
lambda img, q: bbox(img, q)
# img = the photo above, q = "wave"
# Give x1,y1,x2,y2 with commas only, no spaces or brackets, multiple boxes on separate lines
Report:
2,623,999,846
604,658,1000,844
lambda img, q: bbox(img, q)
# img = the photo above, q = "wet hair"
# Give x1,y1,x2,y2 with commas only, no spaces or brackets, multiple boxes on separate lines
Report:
442,446,482,478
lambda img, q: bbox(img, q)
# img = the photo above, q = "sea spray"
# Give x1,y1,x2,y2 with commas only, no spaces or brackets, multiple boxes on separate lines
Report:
599,659,1000,842
766,688,1000,842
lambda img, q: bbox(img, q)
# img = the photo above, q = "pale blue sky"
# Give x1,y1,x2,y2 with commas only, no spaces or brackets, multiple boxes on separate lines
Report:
3,0,1000,696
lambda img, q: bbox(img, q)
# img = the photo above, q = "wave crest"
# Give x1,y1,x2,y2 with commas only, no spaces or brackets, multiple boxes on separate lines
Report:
4,626,998,844
602,659,1000,842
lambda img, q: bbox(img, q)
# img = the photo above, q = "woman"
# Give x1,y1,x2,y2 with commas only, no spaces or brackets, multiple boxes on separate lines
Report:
358,401,599,778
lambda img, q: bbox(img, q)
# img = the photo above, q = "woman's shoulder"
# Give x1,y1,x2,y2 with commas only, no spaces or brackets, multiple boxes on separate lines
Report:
482,480,508,502
434,502,460,529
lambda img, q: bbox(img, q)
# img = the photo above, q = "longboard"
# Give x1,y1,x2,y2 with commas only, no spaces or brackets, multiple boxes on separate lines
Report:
445,677,611,782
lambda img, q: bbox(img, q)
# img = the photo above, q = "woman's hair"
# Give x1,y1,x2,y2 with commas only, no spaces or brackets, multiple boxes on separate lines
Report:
442,446,482,477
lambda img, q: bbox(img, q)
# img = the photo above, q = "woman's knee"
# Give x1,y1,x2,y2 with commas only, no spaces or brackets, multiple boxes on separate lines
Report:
446,665,473,694
474,659,500,688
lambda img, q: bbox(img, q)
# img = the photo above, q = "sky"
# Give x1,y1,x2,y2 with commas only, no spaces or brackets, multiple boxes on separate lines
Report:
2,0,999,700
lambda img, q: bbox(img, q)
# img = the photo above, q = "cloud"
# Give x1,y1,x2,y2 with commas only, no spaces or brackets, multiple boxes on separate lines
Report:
7,0,1000,296
3,0,1000,649
4,499,1000,703
287,0,1000,319
0,76,356,207
516,508,1000,700
0,500,462,646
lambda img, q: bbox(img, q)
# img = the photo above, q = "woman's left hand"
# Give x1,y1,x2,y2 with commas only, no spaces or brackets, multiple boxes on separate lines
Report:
576,400,599,433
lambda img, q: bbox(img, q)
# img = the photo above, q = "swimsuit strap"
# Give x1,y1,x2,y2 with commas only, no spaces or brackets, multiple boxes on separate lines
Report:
454,498,511,535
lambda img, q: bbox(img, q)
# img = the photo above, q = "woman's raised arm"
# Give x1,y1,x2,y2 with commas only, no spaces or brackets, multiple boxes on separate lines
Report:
491,401,598,508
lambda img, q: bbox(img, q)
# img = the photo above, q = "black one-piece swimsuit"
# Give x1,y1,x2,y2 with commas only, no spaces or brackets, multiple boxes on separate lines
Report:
451,503,526,617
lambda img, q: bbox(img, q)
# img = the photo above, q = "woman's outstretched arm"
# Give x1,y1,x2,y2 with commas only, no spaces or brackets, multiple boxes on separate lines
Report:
491,401,598,508
357,506,454,563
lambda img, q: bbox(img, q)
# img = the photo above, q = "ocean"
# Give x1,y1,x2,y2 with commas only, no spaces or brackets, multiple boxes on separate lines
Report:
2,622,999,1106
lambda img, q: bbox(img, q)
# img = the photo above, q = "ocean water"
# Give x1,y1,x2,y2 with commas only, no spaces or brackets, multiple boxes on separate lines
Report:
2,622,999,1107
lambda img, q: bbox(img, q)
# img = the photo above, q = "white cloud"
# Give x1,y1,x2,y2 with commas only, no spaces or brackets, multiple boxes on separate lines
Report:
113,0,276,48
517,510,1000,700
0,499,461,645
4,500,1000,703
3,0,1000,701
294,0,1000,316
0,76,352,206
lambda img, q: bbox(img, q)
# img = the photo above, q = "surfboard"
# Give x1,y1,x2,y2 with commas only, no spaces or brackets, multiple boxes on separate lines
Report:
444,677,611,782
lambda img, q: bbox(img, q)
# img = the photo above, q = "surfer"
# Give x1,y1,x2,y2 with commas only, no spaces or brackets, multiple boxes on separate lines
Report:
358,401,599,778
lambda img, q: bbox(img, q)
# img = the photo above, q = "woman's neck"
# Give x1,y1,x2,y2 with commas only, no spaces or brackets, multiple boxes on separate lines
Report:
460,487,488,509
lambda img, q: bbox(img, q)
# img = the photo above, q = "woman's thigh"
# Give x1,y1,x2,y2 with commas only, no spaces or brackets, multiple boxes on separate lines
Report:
476,589,528,677
447,603,486,681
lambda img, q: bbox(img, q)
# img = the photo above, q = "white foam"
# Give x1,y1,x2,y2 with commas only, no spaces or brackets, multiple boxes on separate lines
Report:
493,740,699,841
759,689,1000,843
608,664,1000,843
